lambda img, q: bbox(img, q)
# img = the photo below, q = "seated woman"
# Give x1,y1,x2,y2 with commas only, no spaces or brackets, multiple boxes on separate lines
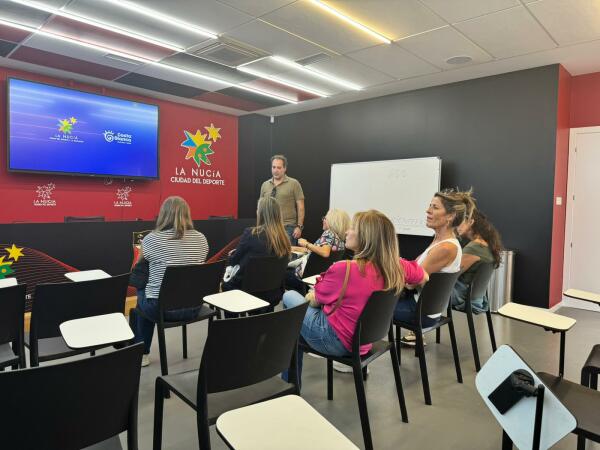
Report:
395,189,475,346
133,196,209,367
222,196,290,306
282,210,428,385
452,209,502,313
286,209,350,293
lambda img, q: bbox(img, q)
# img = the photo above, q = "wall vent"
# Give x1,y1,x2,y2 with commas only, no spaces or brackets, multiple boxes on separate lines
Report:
295,53,331,66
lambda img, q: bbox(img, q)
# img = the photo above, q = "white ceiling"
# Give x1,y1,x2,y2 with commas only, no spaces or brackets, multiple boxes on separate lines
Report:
1,0,600,116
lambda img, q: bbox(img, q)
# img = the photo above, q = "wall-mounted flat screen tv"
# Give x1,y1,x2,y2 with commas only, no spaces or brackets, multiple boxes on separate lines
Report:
7,78,159,179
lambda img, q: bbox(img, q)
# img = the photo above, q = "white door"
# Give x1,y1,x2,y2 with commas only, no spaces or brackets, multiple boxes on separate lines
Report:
566,130,600,292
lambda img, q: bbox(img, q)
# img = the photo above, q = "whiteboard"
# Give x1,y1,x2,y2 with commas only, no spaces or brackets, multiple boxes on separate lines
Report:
329,157,441,236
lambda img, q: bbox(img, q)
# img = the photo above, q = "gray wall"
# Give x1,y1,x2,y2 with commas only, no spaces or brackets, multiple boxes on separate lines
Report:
239,65,560,307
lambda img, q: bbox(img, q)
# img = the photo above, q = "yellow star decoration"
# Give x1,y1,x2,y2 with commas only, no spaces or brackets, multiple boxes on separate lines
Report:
69,117,77,124
184,130,209,160
0,256,13,266
204,123,221,142
5,244,24,262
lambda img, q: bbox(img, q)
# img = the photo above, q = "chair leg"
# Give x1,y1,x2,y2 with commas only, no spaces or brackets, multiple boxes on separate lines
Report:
153,380,165,450
389,347,408,423
448,319,463,384
435,328,441,344
197,409,212,450
592,373,598,390
486,310,497,352
362,366,368,381
352,362,373,450
327,358,333,400
415,331,432,405
182,324,188,359
465,308,481,372
581,368,591,388
157,324,169,377
395,324,401,365
576,434,586,450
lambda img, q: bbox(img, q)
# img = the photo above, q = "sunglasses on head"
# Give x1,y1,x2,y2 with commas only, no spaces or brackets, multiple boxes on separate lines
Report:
270,187,277,198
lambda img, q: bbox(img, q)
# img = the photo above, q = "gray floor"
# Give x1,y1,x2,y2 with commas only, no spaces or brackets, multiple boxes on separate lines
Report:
121,306,600,450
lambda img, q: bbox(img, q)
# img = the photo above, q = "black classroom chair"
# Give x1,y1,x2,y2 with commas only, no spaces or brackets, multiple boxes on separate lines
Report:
301,290,408,450
26,273,130,367
302,250,345,278
131,261,225,377
0,343,144,450
240,255,288,311
394,271,462,405
451,262,497,371
582,344,600,390
152,302,308,450
0,283,26,370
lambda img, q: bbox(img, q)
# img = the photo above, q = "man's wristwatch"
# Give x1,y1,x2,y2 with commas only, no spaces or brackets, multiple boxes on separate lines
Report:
297,224,304,230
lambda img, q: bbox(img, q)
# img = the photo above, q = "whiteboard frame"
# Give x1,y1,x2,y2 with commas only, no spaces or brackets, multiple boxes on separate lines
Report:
329,157,441,236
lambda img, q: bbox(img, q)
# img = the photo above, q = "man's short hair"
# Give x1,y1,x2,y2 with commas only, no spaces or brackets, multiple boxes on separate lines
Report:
271,154,287,168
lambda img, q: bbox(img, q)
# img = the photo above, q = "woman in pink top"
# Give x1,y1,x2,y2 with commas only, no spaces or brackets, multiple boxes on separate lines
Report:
282,210,427,386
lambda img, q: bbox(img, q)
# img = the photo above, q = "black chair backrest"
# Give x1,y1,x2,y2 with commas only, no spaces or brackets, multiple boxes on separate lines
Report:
241,255,288,293
32,273,129,339
158,260,227,311
0,284,26,345
199,302,308,393
418,272,461,317
0,343,143,450
354,290,399,347
302,251,345,278
469,262,495,300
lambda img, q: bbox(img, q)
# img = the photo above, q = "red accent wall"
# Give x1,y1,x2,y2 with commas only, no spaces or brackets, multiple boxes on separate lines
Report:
571,71,600,127
0,67,238,224
549,65,571,308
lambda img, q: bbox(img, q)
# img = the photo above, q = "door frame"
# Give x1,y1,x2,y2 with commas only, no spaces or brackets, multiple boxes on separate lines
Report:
563,126,600,310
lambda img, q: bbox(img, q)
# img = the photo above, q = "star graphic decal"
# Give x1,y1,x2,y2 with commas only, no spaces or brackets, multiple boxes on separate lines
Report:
5,244,24,262
58,118,73,134
181,130,214,167
205,123,221,142
69,117,77,124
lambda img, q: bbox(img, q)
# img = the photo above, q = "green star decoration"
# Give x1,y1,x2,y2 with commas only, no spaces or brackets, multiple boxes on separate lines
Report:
193,143,214,167
0,262,14,279
181,130,215,167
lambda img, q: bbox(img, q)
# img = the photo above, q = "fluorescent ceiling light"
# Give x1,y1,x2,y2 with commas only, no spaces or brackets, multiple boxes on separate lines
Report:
308,0,391,44
10,0,184,52
102,0,218,40
271,56,362,91
0,18,296,104
237,66,329,97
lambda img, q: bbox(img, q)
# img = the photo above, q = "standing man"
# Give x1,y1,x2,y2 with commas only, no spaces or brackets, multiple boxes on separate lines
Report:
260,154,305,245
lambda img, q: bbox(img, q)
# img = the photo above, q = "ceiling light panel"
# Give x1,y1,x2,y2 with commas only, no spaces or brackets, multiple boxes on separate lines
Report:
261,0,385,54
133,62,232,92
162,53,256,85
239,78,319,102
238,66,329,97
0,2,52,27
322,0,446,42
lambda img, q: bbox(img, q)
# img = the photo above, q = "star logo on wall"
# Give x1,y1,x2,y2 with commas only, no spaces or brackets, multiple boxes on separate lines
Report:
204,123,221,142
180,129,214,167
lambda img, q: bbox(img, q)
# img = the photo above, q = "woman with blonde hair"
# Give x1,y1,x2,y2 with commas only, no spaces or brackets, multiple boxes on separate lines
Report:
222,196,291,301
282,210,427,385
133,196,209,366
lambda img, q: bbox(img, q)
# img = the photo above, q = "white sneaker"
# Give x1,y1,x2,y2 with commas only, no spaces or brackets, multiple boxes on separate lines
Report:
141,354,150,367
332,361,370,374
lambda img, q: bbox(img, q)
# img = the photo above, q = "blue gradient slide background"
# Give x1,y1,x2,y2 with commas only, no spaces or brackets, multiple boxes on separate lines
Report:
8,78,159,178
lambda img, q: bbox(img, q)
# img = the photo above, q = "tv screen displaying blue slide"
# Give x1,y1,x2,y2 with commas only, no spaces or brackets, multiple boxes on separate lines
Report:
7,78,159,179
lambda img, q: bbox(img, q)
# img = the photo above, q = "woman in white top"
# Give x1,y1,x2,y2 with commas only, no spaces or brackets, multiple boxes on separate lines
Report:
394,189,475,345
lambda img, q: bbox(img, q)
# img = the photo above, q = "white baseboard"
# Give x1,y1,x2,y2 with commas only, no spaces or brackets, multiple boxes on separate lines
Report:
560,297,600,312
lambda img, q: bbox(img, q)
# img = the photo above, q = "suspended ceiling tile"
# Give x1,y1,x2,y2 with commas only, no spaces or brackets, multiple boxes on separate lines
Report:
224,19,332,60
18,33,150,72
398,26,492,69
527,0,600,45
29,0,71,7
420,0,520,23
161,52,256,84
216,86,288,107
0,22,32,43
323,0,446,41
64,0,216,49
40,16,176,61
307,55,394,89
195,91,268,112
0,39,17,57
0,2,52,27
261,0,381,54
348,44,440,80
10,46,129,80
115,72,206,98
217,0,295,17
133,63,231,92
240,78,319,102
455,6,556,59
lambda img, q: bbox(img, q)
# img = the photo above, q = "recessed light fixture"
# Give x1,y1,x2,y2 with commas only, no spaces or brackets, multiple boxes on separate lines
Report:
0,18,298,104
103,0,218,40
10,0,185,52
271,56,362,91
446,55,472,65
308,0,391,44
237,66,329,98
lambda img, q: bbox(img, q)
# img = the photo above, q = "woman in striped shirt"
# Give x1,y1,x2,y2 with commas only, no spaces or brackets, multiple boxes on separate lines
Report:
133,196,209,366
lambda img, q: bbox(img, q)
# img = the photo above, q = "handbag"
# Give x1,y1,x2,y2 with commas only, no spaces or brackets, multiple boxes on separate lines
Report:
129,258,149,289
305,260,351,315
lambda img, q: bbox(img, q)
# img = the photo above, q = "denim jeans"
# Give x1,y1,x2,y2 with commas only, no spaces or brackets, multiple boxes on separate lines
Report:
281,290,350,387
134,289,201,354
394,294,439,328
285,224,298,246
